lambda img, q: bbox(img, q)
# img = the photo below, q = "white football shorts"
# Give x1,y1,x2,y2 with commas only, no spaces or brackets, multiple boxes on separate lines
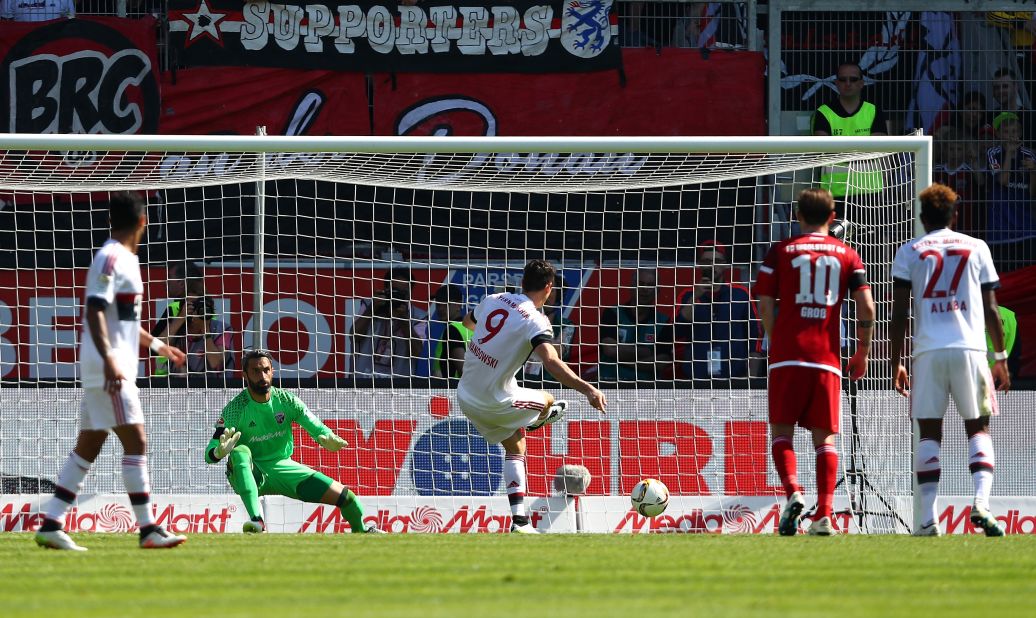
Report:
457,387,549,444
911,349,997,421
79,383,145,430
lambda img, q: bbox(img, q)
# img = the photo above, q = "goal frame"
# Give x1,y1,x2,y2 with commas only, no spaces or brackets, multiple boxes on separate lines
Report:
0,133,934,534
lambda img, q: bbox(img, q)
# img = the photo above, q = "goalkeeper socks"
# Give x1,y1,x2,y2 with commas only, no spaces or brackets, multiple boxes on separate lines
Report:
229,448,263,520
122,455,156,527
814,444,838,519
916,439,941,526
968,432,995,508
770,436,800,499
504,453,527,518
336,490,367,533
42,452,93,525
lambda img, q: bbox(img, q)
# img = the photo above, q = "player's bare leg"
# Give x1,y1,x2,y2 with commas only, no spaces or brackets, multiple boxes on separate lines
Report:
35,429,108,551
770,423,803,536
808,428,838,536
913,419,944,536
501,430,536,533
964,417,1003,536
113,424,185,548
318,480,384,533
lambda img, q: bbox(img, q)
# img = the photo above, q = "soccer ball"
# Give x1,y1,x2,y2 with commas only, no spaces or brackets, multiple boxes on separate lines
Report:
630,478,669,517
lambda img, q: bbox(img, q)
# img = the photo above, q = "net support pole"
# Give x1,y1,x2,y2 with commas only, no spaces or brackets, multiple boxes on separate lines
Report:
251,126,268,351
910,133,932,533
912,133,932,236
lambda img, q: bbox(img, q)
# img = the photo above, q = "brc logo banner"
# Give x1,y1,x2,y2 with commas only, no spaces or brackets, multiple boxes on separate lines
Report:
0,17,160,134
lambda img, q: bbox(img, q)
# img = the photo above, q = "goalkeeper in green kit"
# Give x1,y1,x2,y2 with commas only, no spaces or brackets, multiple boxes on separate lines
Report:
206,349,385,533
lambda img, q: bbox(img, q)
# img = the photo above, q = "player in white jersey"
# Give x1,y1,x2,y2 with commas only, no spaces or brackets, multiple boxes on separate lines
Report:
890,183,1011,538
457,259,606,533
36,192,188,552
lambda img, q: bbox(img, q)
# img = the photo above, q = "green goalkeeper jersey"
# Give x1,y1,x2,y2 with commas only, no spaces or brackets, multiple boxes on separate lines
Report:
205,387,330,464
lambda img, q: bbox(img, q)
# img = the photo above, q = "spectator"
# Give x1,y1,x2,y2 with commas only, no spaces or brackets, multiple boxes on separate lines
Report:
985,113,1036,270
811,62,890,209
431,284,471,379
991,68,1036,144
151,262,205,377
597,268,673,385
955,91,997,142
524,274,577,384
674,242,763,381
934,126,985,237
168,296,234,378
986,14,1036,88
943,91,997,171
351,275,422,378
1,0,73,20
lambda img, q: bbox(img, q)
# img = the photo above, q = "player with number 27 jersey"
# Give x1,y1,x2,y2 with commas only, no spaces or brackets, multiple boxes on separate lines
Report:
755,232,869,375
891,230,998,356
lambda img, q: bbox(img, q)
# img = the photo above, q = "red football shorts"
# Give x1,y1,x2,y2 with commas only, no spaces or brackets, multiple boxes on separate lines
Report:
767,365,842,433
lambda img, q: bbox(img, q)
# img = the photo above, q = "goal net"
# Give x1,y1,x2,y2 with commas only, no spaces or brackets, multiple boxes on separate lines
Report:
0,134,981,535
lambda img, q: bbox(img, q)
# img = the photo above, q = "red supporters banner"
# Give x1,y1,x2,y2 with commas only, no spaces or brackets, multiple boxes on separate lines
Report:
376,48,765,136
159,49,764,136
160,67,369,135
0,17,160,134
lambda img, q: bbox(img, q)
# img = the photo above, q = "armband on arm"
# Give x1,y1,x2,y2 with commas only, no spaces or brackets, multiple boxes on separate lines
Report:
993,350,1008,361
150,338,165,354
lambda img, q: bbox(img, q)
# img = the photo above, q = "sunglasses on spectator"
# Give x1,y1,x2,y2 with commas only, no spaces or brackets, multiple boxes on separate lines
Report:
837,76,862,83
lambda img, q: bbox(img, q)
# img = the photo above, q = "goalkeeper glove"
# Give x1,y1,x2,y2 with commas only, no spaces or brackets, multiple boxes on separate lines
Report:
214,427,242,460
317,432,348,452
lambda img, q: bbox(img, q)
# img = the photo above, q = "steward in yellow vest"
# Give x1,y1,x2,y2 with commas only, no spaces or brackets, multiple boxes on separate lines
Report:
811,63,889,197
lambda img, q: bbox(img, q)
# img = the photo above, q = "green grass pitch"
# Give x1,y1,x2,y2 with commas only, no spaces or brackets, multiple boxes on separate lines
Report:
2,533,1035,617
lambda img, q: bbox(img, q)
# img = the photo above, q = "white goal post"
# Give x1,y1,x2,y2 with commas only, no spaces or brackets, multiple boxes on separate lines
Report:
9,132,1024,536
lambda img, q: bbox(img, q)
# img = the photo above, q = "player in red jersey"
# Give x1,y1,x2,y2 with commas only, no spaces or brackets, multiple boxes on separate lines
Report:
755,188,876,536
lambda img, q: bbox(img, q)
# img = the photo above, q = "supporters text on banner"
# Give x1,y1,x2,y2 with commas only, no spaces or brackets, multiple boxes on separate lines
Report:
167,0,621,73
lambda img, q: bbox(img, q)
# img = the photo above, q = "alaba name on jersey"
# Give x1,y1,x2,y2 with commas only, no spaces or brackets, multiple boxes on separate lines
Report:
80,239,143,389
891,228,998,356
755,232,868,374
459,292,553,404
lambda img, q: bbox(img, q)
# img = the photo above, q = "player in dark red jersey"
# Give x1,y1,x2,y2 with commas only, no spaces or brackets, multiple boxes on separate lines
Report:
755,188,876,536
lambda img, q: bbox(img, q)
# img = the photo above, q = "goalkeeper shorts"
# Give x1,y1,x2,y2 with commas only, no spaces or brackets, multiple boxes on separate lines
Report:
228,455,334,501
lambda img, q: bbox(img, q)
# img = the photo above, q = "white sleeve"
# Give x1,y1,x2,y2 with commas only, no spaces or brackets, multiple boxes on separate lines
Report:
890,243,912,281
85,248,117,305
978,241,999,286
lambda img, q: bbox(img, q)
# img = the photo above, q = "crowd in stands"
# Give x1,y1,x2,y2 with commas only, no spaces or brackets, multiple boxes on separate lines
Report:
930,68,1036,272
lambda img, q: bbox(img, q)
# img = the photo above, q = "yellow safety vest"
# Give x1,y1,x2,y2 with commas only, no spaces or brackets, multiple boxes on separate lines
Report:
816,102,884,197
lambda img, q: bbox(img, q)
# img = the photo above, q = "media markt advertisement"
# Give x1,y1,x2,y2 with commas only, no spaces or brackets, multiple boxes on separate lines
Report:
5,495,1036,535
3,389,1036,534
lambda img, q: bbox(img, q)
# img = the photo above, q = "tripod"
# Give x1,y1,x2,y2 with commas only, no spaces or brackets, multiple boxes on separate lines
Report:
827,379,910,533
